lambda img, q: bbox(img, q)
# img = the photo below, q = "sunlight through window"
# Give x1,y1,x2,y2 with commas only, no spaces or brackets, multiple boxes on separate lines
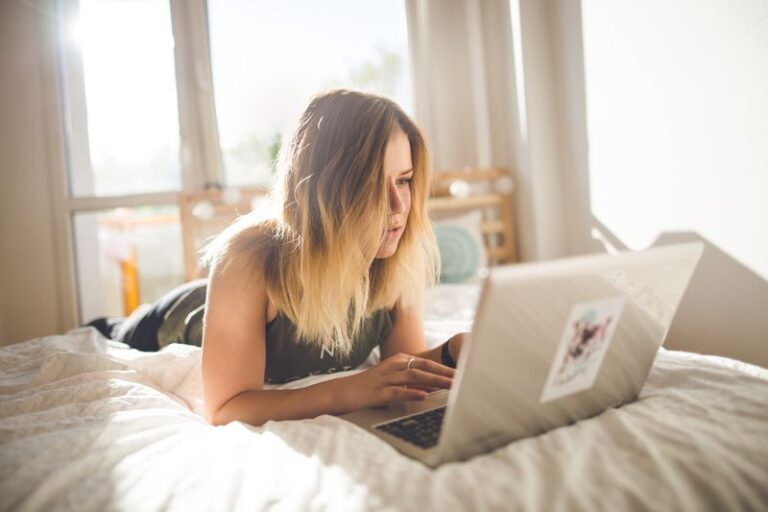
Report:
207,0,412,188
63,0,181,197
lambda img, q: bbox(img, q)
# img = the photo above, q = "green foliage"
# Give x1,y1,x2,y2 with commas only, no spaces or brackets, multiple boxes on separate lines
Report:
265,131,282,174
348,46,402,97
321,46,403,98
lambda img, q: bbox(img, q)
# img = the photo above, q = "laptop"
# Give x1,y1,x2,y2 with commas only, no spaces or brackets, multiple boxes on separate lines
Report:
340,242,704,467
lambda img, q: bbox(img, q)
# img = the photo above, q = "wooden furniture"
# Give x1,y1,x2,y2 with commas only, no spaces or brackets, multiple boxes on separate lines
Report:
179,186,269,281
99,213,179,316
429,167,518,265
177,168,518,283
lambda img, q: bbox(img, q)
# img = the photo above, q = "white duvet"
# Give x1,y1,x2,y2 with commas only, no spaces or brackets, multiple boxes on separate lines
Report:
1,285,767,511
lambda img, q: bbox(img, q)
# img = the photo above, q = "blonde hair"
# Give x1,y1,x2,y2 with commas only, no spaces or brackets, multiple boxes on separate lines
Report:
203,89,440,356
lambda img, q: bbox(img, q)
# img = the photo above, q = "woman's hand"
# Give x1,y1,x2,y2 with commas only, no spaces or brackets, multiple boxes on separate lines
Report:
342,353,455,410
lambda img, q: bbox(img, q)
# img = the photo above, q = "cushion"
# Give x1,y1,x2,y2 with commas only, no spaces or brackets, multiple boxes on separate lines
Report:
433,210,488,283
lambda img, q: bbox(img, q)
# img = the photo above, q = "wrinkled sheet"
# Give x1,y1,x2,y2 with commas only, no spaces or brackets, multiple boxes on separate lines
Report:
1,284,767,511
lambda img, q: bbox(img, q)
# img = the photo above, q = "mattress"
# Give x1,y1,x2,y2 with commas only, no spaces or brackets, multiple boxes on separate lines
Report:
1,284,767,511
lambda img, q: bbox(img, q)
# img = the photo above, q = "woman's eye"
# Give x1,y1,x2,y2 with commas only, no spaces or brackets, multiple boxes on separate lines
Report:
397,177,413,186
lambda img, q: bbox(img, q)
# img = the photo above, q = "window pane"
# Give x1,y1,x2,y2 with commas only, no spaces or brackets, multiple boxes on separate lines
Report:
74,206,185,323
60,0,181,197
207,0,413,188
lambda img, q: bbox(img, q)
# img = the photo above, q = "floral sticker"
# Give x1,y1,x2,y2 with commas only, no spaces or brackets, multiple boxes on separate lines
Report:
540,296,625,403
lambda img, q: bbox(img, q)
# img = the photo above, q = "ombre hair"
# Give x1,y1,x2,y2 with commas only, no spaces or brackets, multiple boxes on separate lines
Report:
203,89,440,356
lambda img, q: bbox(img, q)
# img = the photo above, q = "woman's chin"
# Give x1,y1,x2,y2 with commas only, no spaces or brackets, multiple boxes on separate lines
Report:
375,242,399,259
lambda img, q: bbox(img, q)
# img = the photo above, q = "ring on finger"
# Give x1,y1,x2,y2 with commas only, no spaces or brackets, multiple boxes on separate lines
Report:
406,357,416,370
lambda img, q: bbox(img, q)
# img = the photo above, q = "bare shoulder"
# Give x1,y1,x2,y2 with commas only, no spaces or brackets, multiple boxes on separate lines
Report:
207,219,281,316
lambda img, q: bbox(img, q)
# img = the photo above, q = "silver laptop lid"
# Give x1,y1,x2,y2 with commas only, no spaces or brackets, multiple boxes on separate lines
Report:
436,242,704,464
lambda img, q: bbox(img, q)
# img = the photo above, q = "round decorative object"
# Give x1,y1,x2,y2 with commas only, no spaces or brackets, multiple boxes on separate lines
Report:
434,224,482,283
449,179,472,199
191,200,215,221
221,187,242,205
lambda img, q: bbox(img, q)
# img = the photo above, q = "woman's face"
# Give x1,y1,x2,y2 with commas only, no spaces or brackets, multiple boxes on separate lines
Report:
375,128,413,259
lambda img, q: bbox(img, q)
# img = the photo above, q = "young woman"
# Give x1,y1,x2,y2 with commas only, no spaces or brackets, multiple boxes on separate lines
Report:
87,89,465,426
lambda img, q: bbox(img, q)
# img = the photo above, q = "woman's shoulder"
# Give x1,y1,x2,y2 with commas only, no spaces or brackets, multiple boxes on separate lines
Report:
220,214,282,252
206,216,283,276
205,216,283,322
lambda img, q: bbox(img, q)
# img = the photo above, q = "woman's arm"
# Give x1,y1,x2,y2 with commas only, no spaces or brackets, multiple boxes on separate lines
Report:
380,305,465,366
415,332,465,367
201,249,271,424
213,354,453,426
203,252,453,427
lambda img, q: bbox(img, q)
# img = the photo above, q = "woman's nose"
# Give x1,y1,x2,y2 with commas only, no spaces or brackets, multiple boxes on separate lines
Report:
389,181,406,213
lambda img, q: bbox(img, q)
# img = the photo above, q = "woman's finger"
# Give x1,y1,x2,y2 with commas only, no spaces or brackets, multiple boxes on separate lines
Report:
385,386,428,402
405,384,443,393
389,368,453,389
405,357,456,378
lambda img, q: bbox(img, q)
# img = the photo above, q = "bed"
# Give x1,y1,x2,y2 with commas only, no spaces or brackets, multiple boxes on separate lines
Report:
2,169,768,511
1,281,768,511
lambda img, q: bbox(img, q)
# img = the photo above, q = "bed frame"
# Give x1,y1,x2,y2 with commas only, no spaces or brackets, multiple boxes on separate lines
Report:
179,167,518,281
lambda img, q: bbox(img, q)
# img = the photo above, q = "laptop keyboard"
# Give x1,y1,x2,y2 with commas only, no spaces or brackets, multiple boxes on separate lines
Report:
374,406,447,449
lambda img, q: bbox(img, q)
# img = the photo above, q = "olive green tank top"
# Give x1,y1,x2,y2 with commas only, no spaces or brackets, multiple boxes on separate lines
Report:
156,282,394,384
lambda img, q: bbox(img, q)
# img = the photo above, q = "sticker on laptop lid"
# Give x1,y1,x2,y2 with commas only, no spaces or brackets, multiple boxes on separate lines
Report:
540,296,625,403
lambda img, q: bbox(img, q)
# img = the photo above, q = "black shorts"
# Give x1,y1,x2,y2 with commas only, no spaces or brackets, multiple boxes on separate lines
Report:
85,279,207,352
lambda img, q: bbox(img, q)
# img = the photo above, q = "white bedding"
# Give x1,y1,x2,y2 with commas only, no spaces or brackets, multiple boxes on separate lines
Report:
1,284,767,511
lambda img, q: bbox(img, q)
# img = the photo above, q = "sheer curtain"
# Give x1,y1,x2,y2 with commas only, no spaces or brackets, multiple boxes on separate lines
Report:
404,0,572,263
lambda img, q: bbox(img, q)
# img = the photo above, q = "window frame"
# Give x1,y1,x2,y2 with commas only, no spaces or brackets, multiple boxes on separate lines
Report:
47,0,223,327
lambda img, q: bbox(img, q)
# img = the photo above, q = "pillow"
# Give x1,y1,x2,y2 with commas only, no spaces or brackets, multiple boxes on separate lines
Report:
433,210,488,283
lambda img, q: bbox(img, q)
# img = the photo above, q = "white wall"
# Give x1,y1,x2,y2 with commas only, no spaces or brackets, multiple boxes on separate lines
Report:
582,0,768,279
575,0,768,366
0,0,63,345
514,0,767,367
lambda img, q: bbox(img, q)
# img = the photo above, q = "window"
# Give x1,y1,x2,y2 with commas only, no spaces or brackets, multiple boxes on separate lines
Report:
62,0,181,198
55,0,412,323
208,0,413,187
73,207,183,321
